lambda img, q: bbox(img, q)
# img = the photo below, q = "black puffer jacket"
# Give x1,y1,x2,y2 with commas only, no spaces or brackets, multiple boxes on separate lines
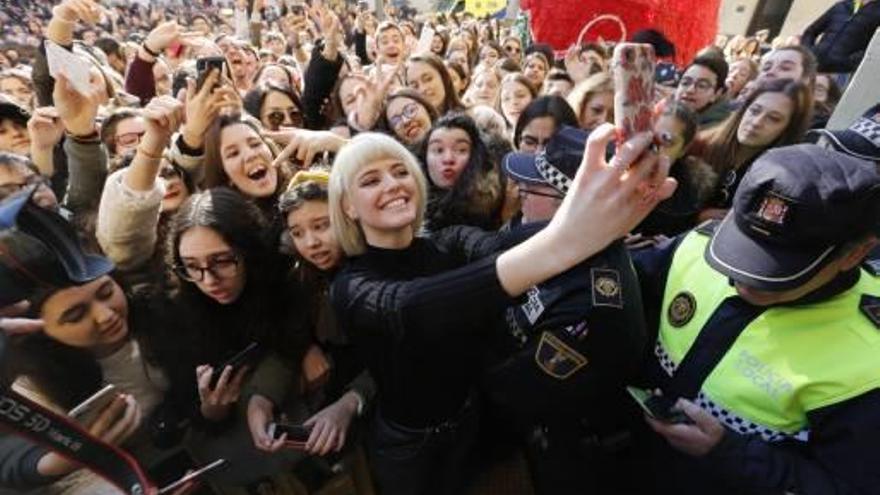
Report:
802,0,880,73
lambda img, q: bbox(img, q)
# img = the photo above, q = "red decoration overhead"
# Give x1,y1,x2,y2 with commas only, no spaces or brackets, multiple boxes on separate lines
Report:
522,0,721,66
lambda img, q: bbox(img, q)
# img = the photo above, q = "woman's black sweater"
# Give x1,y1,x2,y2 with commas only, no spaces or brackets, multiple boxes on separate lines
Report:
330,228,521,429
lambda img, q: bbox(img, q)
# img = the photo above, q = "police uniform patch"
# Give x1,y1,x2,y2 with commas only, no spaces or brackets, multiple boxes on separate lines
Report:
520,286,545,325
859,295,880,329
668,291,696,327
591,268,623,308
534,332,588,380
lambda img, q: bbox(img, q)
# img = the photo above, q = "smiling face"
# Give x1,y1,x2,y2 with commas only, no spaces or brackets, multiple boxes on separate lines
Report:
219,123,277,198
338,77,363,117
0,119,29,155
426,127,471,189
386,96,432,145
345,157,420,248
286,200,343,271
500,80,533,126
178,226,247,305
407,61,446,112
41,276,129,353
726,59,753,97
737,91,794,148
377,26,404,64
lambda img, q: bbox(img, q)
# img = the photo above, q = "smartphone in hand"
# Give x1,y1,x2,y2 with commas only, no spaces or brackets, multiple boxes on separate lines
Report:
195,56,227,92
209,342,263,388
611,43,656,146
626,386,694,424
267,422,312,445
68,384,119,426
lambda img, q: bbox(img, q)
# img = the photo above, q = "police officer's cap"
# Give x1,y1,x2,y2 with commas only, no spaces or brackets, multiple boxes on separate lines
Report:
504,126,588,195
706,144,880,291
0,187,114,307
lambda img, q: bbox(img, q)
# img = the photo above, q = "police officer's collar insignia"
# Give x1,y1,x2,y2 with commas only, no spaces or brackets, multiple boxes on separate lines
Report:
668,291,697,328
859,295,880,329
863,258,880,277
535,332,588,380
591,268,623,308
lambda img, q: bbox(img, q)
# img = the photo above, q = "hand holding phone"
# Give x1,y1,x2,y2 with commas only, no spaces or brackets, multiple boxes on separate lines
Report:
267,422,312,448
626,386,694,424
69,384,119,426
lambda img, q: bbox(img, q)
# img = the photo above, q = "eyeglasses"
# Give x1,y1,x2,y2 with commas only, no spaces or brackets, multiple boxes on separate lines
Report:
517,187,564,200
678,77,715,92
266,108,304,130
388,102,420,130
174,253,241,282
116,131,145,148
0,174,51,198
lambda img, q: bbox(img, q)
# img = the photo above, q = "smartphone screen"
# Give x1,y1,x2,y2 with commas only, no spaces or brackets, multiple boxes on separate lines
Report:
626,386,694,424
209,342,262,387
268,422,312,443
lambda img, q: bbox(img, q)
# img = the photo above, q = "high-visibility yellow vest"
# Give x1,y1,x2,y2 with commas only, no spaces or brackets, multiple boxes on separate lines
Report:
657,231,880,442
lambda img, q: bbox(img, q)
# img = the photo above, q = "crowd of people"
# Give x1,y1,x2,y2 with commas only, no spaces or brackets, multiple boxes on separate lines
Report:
1,0,880,494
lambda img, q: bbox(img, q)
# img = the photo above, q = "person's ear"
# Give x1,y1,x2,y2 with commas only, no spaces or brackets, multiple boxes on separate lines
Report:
838,237,879,271
343,197,358,220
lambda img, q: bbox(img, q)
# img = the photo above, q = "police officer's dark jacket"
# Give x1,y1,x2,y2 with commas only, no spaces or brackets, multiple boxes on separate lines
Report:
483,239,647,428
630,222,880,495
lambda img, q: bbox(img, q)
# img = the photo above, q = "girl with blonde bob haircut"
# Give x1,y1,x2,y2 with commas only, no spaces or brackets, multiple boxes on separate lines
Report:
329,133,428,256
326,124,677,494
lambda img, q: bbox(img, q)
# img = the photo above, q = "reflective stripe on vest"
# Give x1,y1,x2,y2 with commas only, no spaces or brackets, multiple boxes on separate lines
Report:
658,231,880,442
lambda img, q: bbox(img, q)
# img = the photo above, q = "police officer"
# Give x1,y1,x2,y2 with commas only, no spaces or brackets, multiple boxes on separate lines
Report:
631,144,880,494
482,126,648,494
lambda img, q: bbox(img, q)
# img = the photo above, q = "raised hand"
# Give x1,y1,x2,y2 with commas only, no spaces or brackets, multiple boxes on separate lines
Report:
143,21,183,57
196,364,249,421
27,107,64,152
348,61,402,130
180,70,240,150
139,95,185,156
53,0,102,25
269,129,346,169
53,70,104,137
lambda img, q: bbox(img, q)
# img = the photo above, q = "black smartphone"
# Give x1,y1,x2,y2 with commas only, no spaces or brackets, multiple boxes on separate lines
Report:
626,386,694,424
195,56,226,92
267,422,312,443
209,342,263,388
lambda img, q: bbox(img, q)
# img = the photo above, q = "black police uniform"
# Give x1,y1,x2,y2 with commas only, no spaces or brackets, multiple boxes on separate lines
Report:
482,239,648,494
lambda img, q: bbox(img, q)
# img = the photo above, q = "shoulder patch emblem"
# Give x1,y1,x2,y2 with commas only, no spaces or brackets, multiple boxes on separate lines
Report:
668,291,697,328
591,268,623,308
862,259,880,277
535,332,588,380
860,295,880,329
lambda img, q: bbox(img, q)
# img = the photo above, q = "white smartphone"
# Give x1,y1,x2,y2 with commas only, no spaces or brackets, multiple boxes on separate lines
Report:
68,384,118,426
158,458,226,494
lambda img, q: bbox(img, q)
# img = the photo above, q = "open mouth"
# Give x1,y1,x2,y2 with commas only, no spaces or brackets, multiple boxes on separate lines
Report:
404,122,421,138
247,165,269,181
381,197,409,210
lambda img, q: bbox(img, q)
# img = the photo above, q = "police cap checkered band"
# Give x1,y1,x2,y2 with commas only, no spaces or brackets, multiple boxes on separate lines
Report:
535,151,573,195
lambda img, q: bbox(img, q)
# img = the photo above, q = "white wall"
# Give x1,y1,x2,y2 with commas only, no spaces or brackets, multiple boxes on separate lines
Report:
718,0,760,35
779,0,828,37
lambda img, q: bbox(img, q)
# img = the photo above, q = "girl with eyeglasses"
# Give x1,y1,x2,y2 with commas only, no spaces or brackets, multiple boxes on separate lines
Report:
382,89,438,148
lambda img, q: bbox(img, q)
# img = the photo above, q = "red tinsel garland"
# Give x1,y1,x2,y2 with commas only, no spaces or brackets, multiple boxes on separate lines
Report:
523,0,721,66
